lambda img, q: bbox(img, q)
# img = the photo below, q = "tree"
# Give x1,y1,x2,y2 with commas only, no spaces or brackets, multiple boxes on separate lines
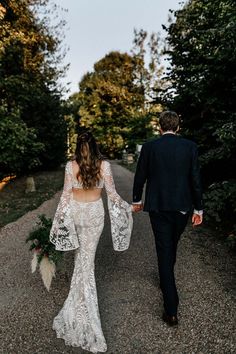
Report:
162,0,236,231
0,0,67,179
132,29,164,103
0,105,44,180
73,51,146,157
64,95,80,157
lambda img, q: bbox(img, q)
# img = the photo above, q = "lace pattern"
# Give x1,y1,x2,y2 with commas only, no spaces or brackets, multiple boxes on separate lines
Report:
102,161,133,251
53,199,107,353
50,160,133,352
49,162,79,251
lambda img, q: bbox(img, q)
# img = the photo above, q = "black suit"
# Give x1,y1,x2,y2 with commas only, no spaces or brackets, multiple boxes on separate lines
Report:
133,133,202,316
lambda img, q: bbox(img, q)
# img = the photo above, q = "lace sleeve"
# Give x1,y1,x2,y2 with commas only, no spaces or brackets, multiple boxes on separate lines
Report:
49,161,79,251
102,161,133,251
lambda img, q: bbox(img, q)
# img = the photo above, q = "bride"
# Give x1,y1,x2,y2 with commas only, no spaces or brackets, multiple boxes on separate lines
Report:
49,131,133,353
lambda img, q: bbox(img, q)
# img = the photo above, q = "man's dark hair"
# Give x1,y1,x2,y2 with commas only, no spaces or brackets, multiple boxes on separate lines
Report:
159,111,180,132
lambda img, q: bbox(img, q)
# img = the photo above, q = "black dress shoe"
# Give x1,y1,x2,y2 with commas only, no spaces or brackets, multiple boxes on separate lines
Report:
162,312,178,326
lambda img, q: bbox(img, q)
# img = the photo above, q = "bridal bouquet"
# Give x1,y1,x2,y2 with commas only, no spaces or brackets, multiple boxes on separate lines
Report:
26,214,63,291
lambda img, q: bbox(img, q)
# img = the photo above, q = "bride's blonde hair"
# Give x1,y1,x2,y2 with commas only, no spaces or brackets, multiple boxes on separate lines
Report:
74,131,103,189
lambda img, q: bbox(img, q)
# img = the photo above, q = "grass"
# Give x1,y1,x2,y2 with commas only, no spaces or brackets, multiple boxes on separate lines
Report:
0,168,64,228
0,160,136,229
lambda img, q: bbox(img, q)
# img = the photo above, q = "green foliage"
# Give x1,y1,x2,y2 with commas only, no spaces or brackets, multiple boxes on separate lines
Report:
26,214,63,265
132,29,164,101
162,0,236,233
71,51,147,157
203,180,236,223
0,105,44,179
0,0,67,176
67,31,165,157
124,113,155,152
227,229,236,250
20,85,67,169
64,96,80,156
200,120,236,166
162,0,236,162
203,179,236,245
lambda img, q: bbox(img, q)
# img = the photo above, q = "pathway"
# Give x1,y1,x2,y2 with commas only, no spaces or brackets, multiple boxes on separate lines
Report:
0,162,235,353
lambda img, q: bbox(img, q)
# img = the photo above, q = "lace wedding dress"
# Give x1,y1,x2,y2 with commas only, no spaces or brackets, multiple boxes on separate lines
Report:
50,160,133,353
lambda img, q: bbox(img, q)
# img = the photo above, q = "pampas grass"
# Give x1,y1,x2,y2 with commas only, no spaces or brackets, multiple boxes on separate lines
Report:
39,256,56,291
26,215,63,291
31,251,57,291
31,251,38,273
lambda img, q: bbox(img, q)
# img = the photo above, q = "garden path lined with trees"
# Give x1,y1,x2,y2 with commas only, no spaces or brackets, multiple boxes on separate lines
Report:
0,162,235,354
1,1,236,351
1,0,235,242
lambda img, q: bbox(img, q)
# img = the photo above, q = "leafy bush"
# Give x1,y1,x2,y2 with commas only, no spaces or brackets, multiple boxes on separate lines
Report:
227,229,236,250
26,214,63,266
0,106,44,180
203,180,236,238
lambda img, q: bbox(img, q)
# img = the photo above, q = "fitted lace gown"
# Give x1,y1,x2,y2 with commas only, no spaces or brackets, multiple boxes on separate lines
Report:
50,160,133,353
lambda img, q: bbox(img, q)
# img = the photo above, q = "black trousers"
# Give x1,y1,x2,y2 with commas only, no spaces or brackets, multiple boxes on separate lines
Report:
149,211,189,316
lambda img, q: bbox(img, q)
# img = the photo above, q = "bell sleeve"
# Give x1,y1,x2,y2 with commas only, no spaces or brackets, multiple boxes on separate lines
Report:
102,161,133,251
49,161,79,251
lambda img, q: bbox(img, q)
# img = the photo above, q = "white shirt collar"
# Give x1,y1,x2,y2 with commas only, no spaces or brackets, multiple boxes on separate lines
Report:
162,131,176,135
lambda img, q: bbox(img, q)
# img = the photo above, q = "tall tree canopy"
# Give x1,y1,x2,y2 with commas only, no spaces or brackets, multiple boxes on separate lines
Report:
72,51,152,157
162,0,236,228
132,28,164,102
0,0,67,179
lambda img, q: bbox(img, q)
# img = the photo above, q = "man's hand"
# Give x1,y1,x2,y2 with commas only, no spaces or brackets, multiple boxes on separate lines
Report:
192,213,203,227
132,203,143,212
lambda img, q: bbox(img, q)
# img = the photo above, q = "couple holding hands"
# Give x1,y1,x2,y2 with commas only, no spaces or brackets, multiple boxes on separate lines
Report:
49,111,203,353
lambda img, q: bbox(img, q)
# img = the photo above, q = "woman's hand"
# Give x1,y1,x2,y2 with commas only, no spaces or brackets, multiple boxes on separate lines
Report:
131,203,143,212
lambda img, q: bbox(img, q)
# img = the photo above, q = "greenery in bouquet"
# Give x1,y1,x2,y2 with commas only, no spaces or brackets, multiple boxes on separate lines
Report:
26,214,63,291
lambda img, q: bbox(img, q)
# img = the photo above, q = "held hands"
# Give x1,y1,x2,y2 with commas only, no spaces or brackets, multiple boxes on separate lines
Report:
192,213,203,227
131,203,143,213
131,205,204,222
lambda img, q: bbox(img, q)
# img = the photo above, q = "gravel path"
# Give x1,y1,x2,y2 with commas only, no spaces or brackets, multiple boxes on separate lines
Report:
0,161,235,354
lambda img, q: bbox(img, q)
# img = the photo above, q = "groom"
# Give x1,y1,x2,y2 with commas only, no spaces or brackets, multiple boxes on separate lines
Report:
132,111,203,326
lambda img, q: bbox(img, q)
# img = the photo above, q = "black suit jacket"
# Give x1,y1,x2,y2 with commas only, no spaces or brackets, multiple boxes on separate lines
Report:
133,134,203,212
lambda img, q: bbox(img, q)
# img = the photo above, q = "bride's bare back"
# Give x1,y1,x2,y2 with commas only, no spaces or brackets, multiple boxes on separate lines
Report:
71,160,103,203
